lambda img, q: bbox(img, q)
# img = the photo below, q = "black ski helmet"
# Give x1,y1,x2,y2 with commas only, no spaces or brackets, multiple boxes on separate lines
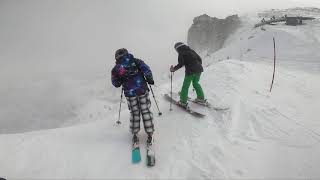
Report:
174,42,186,51
115,48,128,60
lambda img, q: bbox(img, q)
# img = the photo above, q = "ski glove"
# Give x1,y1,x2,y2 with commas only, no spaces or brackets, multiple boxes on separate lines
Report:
170,65,175,72
147,79,154,85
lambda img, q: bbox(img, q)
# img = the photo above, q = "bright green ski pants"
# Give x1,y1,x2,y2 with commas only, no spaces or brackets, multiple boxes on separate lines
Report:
180,73,205,103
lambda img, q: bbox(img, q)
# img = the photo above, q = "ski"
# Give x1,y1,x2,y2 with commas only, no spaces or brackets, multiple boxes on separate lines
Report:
132,139,141,164
146,142,155,167
174,92,229,111
164,94,205,118
188,98,229,111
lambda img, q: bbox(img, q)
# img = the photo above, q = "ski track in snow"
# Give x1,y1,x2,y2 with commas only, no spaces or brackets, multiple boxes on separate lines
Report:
1,11,320,179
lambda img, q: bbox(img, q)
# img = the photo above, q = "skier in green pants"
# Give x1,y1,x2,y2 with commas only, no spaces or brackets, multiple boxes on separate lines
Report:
170,42,206,107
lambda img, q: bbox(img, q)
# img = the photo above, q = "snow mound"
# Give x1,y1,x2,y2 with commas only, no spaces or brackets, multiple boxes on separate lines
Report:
1,57,319,179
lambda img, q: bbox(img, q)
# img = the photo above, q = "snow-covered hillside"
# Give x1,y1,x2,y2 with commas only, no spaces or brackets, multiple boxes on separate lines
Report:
1,8,320,179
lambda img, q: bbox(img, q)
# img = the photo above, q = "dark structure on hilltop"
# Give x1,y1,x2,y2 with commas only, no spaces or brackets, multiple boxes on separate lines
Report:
255,15,315,28
286,16,302,25
285,16,315,26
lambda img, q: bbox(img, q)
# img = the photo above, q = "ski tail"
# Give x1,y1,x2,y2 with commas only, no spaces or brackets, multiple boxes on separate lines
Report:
132,136,141,164
132,147,141,163
146,149,155,167
146,141,155,167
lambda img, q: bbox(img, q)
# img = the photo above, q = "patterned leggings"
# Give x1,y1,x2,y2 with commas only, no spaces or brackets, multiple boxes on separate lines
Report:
126,92,154,135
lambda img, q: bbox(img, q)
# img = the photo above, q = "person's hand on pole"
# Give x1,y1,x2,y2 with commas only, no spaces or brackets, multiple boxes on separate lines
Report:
170,65,175,72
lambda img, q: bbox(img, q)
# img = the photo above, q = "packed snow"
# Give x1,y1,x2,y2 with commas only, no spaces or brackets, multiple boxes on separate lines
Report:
1,7,320,180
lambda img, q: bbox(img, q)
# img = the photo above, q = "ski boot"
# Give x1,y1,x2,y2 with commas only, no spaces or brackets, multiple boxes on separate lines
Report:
177,101,189,110
132,134,139,143
194,98,208,106
147,134,153,146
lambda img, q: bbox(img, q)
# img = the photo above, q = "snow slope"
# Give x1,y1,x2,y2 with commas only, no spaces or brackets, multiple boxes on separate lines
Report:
1,11,320,179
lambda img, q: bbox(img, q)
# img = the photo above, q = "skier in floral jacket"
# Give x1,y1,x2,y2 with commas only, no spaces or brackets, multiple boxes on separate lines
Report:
111,48,154,145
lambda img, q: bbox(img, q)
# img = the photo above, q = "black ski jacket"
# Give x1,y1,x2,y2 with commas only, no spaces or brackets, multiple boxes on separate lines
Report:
173,45,203,75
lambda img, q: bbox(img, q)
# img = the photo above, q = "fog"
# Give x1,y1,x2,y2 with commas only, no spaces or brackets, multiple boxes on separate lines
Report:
0,0,319,133
1,0,319,74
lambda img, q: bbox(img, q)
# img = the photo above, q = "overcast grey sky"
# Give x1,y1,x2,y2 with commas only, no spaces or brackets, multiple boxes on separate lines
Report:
1,0,319,75
0,0,319,83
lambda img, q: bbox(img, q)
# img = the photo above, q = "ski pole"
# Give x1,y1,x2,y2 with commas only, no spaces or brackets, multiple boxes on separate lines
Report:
148,84,162,116
170,72,173,111
116,88,124,125
270,37,276,92
134,60,162,116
